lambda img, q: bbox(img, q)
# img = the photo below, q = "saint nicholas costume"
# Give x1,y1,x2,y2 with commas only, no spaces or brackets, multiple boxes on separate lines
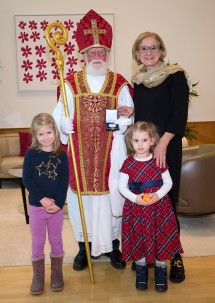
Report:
53,10,134,258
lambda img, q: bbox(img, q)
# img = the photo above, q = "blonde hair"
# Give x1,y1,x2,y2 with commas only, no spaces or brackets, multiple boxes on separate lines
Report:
125,121,160,156
132,32,167,66
30,113,61,156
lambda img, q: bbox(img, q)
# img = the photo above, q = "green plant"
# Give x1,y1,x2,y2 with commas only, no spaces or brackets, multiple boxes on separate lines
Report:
184,82,200,142
189,82,199,100
184,125,198,142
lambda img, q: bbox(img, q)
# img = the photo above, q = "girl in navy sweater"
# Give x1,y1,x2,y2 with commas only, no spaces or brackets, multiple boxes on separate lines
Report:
23,113,69,295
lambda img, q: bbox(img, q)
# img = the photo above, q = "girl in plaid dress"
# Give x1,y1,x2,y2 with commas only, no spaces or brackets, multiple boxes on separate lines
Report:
119,121,183,292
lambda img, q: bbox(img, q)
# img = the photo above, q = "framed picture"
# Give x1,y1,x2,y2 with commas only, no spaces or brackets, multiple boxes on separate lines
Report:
14,14,114,91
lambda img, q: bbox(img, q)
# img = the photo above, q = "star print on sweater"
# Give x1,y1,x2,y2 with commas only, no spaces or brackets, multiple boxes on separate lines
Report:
36,155,61,180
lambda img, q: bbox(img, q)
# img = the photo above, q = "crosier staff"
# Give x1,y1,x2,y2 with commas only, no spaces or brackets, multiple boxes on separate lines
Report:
45,22,95,284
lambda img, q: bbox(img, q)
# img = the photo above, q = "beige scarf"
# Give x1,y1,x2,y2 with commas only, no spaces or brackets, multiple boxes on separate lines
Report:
131,61,192,90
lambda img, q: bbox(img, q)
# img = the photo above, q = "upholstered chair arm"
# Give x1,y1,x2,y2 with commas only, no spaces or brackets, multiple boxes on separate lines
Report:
178,145,215,215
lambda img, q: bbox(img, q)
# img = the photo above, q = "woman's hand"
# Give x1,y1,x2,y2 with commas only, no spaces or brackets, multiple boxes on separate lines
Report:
154,132,175,168
154,139,168,168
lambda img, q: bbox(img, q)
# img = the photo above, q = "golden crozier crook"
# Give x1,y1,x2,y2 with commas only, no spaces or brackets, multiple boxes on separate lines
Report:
45,22,95,284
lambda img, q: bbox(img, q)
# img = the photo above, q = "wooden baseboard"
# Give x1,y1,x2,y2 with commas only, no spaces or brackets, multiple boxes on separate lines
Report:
0,128,30,134
187,121,215,145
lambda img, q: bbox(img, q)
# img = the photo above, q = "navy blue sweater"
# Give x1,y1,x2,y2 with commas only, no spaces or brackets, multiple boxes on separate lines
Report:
22,148,69,209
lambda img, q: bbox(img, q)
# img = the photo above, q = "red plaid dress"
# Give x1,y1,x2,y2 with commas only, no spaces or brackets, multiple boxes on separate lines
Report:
120,156,183,264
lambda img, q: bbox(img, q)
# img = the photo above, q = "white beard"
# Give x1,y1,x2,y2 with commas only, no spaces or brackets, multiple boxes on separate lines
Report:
84,54,108,76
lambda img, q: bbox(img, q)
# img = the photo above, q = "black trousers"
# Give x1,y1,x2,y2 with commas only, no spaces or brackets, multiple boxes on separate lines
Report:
166,136,182,232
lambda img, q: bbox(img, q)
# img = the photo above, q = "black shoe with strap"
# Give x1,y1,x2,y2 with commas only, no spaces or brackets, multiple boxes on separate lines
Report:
73,250,88,271
170,254,185,283
106,249,126,269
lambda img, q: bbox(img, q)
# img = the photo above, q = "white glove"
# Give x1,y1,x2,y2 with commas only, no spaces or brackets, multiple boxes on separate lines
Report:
60,116,74,135
114,117,133,135
115,125,127,135
116,116,133,126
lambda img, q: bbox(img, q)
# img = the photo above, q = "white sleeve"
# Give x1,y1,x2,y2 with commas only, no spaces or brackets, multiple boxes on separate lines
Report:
115,85,134,135
118,84,134,107
118,172,136,203
53,83,74,144
156,169,173,199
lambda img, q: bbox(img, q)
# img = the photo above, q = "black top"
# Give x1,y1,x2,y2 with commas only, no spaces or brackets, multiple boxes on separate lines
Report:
134,71,189,137
22,148,69,209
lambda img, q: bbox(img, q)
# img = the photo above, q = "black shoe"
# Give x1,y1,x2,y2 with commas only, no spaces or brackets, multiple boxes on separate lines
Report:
131,261,136,271
73,250,88,271
136,265,148,290
106,249,126,269
170,254,185,283
155,266,168,292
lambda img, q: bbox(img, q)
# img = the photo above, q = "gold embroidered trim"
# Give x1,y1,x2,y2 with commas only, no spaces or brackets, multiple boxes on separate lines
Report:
84,19,106,45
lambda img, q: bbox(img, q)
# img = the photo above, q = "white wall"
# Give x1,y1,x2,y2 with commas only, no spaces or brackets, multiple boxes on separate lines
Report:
0,0,215,128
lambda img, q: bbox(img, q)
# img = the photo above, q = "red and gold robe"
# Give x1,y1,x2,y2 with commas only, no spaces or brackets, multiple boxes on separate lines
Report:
60,69,133,194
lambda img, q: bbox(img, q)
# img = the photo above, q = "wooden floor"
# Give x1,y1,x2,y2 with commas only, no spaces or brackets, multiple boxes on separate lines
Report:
1,256,215,302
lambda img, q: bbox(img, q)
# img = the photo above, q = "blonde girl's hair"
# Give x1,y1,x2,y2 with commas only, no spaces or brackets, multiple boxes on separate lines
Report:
132,32,167,65
125,121,160,156
30,113,61,156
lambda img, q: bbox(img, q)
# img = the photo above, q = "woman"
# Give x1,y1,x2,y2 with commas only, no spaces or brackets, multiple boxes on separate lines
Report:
131,32,191,283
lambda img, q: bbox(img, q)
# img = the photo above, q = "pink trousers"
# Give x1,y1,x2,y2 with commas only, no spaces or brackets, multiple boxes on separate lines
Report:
29,205,64,259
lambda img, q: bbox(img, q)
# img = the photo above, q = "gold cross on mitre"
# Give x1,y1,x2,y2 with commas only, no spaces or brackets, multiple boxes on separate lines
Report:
84,19,106,45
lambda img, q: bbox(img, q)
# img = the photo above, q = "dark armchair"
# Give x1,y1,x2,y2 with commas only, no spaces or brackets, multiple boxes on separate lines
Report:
176,144,215,215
